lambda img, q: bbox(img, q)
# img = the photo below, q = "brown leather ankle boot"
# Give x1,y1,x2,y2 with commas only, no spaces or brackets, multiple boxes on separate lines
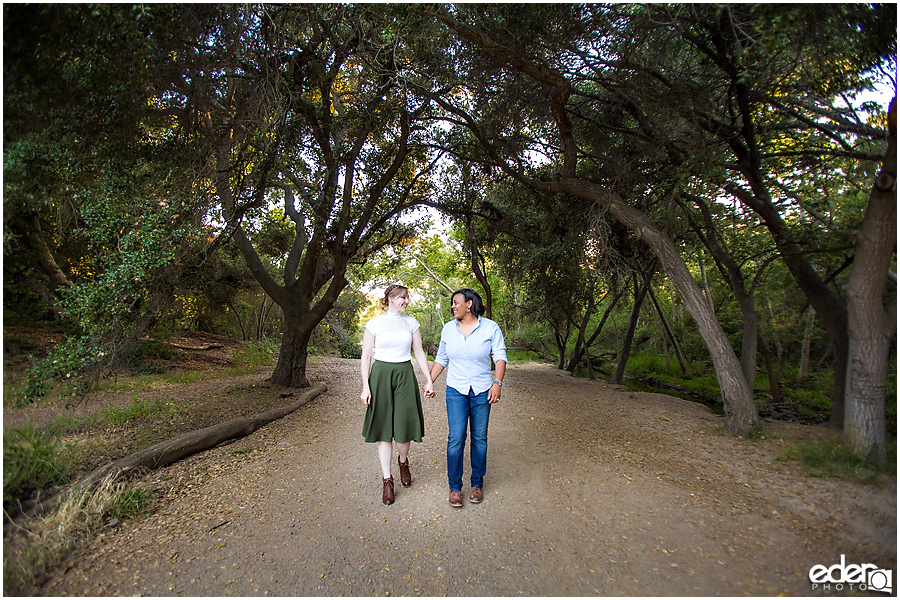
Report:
398,457,411,487
382,476,394,505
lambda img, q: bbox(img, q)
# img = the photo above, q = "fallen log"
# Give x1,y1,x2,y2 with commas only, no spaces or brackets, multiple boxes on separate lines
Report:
19,382,327,522
169,342,224,351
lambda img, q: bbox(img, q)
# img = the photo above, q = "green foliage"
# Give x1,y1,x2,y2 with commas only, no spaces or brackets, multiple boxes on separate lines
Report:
106,486,152,521
777,436,897,481
102,397,170,425
21,339,106,406
3,425,68,508
139,339,177,361
231,448,258,456
505,349,544,364
232,341,277,369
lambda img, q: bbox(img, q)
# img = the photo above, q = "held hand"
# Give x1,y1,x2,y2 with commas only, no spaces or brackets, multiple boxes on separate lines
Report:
424,382,435,398
488,383,501,404
360,389,371,405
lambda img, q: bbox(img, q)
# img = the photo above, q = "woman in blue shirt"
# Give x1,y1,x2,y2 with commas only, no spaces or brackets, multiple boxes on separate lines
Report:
428,288,507,508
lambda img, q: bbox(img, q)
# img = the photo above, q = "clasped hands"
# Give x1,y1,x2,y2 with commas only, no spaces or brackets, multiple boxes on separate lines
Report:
361,382,436,404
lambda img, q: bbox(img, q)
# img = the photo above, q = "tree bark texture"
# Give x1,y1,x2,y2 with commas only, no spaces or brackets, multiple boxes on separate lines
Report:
270,313,316,388
843,98,897,463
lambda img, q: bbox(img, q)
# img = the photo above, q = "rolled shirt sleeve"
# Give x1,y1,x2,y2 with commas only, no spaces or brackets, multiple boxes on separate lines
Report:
437,316,507,395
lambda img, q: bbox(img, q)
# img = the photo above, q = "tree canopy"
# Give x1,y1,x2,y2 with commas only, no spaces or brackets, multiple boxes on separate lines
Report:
4,3,895,459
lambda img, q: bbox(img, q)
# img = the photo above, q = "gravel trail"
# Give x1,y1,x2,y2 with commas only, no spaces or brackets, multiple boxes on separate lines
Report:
37,358,896,596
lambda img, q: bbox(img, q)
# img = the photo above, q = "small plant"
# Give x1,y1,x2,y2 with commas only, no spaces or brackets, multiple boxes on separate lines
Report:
777,436,896,484
231,448,258,456
3,425,69,509
233,341,275,368
106,486,151,520
102,396,169,425
3,478,153,595
339,339,362,359
20,338,108,406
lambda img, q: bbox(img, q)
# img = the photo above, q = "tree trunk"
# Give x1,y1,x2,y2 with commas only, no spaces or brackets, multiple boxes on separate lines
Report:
25,211,73,291
726,183,849,429
758,338,784,403
559,179,758,435
843,98,897,464
270,312,315,388
565,284,625,372
553,328,568,370
797,307,815,384
698,252,715,313
737,293,759,391
612,273,650,384
647,282,686,373
466,216,493,319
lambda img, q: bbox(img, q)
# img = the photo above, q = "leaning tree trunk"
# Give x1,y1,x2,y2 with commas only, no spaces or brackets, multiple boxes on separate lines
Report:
843,98,897,464
428,6,758,433
559,179,758,435
612,273,650,385
647,282,687,373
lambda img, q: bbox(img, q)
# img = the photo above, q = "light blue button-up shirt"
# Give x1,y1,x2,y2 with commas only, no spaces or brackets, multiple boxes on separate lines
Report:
434,316,507,396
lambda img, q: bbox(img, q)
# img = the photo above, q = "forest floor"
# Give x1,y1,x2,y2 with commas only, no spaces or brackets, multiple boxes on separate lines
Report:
3,331,897,596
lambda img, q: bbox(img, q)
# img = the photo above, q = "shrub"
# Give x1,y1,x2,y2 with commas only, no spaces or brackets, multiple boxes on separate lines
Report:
3,425,68,509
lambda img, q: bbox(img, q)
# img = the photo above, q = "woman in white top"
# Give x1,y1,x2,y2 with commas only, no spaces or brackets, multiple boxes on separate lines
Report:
360,284,434,505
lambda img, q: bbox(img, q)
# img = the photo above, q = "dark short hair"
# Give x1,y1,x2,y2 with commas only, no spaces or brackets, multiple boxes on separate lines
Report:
452,288,486,317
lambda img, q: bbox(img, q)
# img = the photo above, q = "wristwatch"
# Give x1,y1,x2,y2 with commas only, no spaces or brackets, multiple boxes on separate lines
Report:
492,380,503,387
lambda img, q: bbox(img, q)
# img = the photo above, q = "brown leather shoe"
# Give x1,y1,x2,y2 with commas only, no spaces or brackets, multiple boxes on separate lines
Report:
382,477,394,505
398,457,411,487
448,490,463,508
469,487,483,504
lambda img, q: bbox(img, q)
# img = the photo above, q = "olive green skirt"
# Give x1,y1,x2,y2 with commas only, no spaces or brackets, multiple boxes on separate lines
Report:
361,360,425,443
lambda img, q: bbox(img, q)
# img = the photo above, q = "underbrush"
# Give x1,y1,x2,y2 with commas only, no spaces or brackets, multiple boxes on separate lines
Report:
616,353,897,432
3,425,69,511
1,337,281,594
3,477,151,596
776,436,897,485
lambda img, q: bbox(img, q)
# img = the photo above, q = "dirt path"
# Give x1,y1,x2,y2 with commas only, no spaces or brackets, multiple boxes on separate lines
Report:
36,358,896,596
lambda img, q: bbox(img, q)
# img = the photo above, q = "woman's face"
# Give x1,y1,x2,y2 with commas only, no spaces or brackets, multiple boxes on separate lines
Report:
388,291,410,312
450,294,472,320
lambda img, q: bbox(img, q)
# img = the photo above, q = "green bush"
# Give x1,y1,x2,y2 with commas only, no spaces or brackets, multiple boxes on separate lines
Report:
3,425,68,507
107,486,151,520
139,339,176,361
232,341,276,367
20,338,107,406
339,340,362,359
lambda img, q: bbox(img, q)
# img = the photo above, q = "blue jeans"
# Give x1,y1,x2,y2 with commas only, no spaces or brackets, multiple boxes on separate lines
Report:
445,386,492,492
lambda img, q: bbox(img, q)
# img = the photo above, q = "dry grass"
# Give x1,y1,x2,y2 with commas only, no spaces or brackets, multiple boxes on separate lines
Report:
3,475,150,595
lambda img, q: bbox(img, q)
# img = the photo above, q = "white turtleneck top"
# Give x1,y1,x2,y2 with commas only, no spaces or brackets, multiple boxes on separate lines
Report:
364,311,421,363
